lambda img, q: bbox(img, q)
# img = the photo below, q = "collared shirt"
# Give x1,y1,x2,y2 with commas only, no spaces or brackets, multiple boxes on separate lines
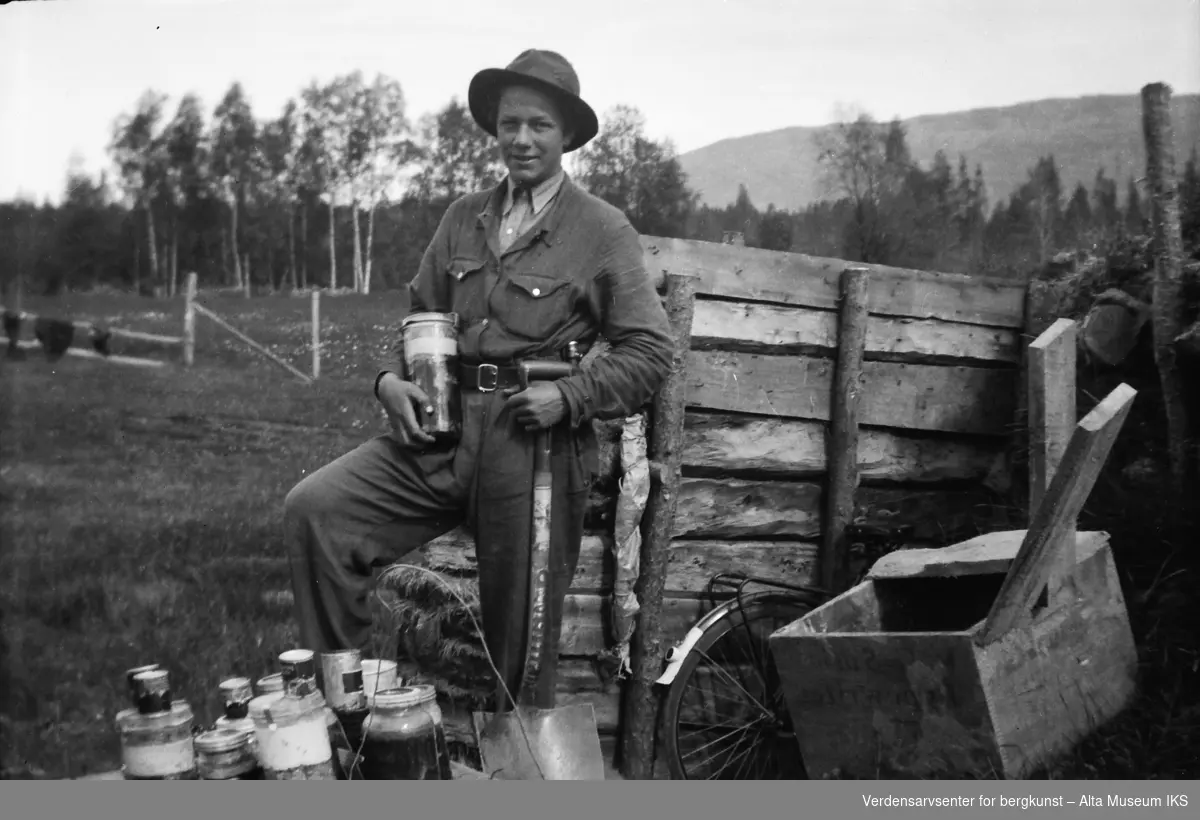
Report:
498,168,565,252
377,172,673,432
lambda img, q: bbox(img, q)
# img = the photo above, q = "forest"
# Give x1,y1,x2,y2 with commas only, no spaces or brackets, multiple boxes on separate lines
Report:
2,71,1199,304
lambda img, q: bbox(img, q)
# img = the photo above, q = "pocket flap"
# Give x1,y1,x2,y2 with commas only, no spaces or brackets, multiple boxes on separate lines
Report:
446,258,486,282
507,274,571,299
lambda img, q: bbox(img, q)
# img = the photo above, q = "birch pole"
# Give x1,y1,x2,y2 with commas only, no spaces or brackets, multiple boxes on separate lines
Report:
621,272,698,780
311,289,321,380
1141,82,1192,497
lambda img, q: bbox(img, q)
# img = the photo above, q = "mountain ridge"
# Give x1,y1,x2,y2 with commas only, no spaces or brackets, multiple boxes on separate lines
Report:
677,93,1200,212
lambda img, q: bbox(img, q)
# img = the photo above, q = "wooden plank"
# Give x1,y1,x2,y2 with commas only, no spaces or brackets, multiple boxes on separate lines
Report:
822,267,870,593
1027,319,1078,601
867,530,1110,581
978,383,1136,644
193,302,313,384
0,337,166,369
684,350,1018,436
681,412,1008,485
690,298,1021,365
639,235,1027,328
419,532,820,594
673,477,997,543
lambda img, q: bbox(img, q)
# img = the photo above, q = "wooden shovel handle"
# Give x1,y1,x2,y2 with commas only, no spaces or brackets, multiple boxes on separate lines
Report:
976,382,1136,645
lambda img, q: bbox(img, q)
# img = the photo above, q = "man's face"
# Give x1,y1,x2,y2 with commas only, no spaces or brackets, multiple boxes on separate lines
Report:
495,84,573,188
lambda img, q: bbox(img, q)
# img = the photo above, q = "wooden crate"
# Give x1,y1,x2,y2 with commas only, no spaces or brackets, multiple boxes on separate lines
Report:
769,381,1140,780
769,530,1137,779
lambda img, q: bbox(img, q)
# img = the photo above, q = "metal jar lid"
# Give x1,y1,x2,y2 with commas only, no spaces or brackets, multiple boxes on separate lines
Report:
371,686,428,710
220,677,254,704
256,673,284,695
195,727,252,754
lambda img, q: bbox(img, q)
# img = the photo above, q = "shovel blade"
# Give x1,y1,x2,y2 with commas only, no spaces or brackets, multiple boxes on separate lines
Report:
472,704,606,781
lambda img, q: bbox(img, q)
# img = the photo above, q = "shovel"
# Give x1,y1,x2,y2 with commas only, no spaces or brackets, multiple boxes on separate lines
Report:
472,350,606,781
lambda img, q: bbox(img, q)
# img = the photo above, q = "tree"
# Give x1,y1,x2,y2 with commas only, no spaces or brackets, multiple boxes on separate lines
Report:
1181,148,1200,254
411,98,505,207
814,113,909,263
1020,155,1063,264
758,205,793,251
211,83,258,290
1062,181,1093,247
162,93,210,296
1124,176,1145,236
260,100,300,290
574,105,697,238
1091,167,1120,240
299,80,345,290
109,89,169,295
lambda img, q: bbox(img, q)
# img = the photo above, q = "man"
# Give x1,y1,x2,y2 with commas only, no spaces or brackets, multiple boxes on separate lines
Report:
283,49,674,710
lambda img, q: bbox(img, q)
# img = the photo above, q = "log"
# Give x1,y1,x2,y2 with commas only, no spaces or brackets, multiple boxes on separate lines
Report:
623,271,697,780
822,267,870,593
418,532,821,594
681,412,1008,486
690,298,1021,364
1141,83,1193,495
639,235,1027,328
978,383,1136,644
684,350,1018,436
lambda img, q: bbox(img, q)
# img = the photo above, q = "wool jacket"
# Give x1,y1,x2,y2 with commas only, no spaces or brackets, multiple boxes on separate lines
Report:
377,173,674,431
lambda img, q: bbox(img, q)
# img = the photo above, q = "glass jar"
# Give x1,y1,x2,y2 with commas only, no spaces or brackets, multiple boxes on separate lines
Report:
195,727,263,780
249,690,336,780
116,701,198,780
256,673,284,696
358,685,452,780
215,676,258,755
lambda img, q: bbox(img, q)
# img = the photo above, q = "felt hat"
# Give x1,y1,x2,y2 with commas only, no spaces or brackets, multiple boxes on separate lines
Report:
468,49,599,152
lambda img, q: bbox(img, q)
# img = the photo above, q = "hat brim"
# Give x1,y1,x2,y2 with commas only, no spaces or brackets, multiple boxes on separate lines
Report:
468,68,599,153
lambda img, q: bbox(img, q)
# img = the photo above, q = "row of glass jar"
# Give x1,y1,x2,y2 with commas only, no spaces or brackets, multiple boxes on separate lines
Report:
114,650,453,780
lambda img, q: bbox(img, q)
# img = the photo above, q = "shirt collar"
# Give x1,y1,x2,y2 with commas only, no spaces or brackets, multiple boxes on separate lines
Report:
502,167,566,218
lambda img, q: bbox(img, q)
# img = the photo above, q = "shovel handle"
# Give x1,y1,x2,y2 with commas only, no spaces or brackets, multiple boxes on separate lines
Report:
516,429,554,707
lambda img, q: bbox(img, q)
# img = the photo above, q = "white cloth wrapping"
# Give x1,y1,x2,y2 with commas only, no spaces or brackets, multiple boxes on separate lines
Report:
610,413,650,677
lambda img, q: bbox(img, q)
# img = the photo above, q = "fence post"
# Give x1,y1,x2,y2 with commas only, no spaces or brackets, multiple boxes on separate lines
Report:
311,288,321,380
821,266,870,594
620,271,698,780
183,272,197,367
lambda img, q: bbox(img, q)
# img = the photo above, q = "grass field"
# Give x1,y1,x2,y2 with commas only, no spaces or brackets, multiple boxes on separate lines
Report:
2,289,1198,779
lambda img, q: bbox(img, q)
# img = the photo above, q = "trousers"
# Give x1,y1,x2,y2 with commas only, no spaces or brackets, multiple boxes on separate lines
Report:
283,387,590,710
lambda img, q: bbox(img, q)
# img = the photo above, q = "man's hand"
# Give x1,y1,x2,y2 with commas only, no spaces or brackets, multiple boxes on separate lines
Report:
377,372,437,449
503,382,567,431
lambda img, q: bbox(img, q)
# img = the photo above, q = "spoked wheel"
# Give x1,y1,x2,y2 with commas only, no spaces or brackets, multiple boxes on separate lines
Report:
661,593,817,780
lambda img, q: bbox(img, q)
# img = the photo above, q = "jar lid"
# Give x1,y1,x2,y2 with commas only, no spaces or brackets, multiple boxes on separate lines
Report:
372,686,428,710
278,649,315,665
411,684,438,706
402,312,457,327
220,677,254,701
256,673,284,694
195,727,251,754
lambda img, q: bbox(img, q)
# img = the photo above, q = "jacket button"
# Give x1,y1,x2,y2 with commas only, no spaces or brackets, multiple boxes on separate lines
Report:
532,288,541,297
456,271,466,281
481,319,489,328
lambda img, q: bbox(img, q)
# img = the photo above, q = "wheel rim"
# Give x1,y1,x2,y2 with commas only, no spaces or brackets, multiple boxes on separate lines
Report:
670,603,809,780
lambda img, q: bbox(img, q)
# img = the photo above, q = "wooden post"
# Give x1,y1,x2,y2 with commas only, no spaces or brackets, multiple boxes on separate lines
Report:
311,288,321,380
1027,318,1077,602
821,266,870,593
978,383,1136,644
620,272,698,781
183,272,197,367
1141,82,1192,496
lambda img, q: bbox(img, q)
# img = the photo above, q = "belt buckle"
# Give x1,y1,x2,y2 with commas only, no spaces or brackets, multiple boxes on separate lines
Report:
476,363,499,393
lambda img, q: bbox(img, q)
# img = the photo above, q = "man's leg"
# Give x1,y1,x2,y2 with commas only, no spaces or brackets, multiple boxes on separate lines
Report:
471,401,590,710
283,434,465,655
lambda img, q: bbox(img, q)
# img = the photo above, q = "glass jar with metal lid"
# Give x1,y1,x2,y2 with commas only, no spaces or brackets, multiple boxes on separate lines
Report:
358,685,452,780
249,690,336,780
214,677,257,755
115,669,197,780
195,727,264,780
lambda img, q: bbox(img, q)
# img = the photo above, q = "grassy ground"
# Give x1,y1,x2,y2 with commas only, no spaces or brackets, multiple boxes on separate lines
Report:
1,290,409,778
2,289,1197,779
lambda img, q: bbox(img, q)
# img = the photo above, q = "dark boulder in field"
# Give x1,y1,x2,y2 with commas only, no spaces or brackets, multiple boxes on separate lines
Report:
33,317,76,361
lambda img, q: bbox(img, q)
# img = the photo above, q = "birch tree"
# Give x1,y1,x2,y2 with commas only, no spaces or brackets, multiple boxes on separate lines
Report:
211,83,258,290
109,90,169,293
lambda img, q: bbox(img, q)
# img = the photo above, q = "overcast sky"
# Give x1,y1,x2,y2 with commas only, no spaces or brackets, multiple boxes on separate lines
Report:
2,0,1198,204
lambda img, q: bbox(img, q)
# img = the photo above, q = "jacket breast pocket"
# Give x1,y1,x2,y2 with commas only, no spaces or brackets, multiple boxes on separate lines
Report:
497,273,576,341
445,258,487,318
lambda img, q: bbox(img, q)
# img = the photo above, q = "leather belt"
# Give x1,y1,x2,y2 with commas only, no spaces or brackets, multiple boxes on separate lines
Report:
459,362,524,392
